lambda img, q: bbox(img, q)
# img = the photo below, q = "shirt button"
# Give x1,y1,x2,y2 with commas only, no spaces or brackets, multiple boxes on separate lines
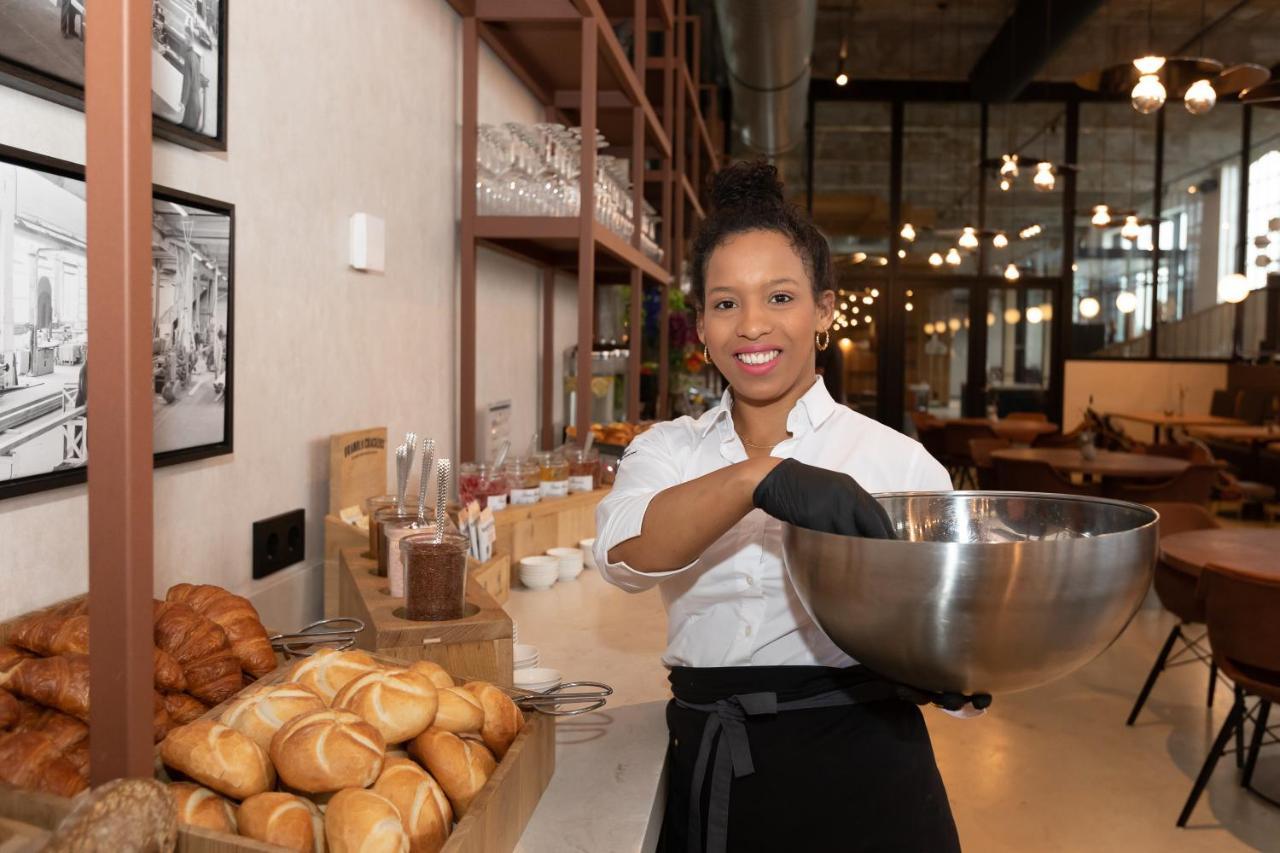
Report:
745,576,755,587
744,625,753,637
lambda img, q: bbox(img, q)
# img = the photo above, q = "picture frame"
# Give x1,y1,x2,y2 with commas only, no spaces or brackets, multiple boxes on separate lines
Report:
0,143,235,501
0,0,229,152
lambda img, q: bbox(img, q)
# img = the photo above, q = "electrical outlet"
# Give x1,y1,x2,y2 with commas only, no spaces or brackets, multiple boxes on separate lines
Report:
252,509,305,580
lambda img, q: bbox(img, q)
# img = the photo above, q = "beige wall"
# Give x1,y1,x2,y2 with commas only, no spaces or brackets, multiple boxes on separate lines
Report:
1063,360,1229,442
0,0,575,626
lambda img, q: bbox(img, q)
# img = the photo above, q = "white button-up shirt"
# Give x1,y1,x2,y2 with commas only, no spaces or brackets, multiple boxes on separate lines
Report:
594,378,951,669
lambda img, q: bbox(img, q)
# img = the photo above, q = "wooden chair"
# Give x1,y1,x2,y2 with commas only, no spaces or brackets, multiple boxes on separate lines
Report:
1105,464,1219,505
968,437,1011,490
1126,503,1223,726
1178,564,1280,827
944,421,998,488
1033,422,1085,449
993,457,1101,496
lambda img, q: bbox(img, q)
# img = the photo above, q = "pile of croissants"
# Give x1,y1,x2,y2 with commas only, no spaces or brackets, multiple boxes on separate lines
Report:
159,649,524,853
0,583,276,798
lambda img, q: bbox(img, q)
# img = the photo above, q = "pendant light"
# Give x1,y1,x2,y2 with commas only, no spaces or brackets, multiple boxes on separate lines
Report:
1000,154,1019,179
1079,296,1101,319
958,227,979,250
900,222,917,242
1004,307,1022,325
1220,272,1250,303
1115,290,1138,313
945,247,962,266
1131,58,1167,114
1033,161,1055,191
999,177,1013,192
835,28,849,86
992,232,1009,249
929,252,944,267
1120,214,1142,241
897,249,907,259
1003,262,1021,281
1184,78,1216,114
1091,204,1112,228
1025,306,1044,324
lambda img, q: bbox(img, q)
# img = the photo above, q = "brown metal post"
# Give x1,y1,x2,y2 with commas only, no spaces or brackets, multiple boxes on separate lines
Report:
541,266,556,448
629,103,645,422
460,17,479,461
633,0,648,77
85,0,154,783
576,18,598,442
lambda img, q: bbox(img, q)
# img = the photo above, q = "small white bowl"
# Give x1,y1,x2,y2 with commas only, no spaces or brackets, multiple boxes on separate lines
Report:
547,547,584,580
579,538,598,570
514,643,539,666
520,555,560,571
520,574,556,591
514,666,562,693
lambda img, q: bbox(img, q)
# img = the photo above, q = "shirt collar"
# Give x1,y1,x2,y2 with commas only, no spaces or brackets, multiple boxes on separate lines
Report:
696,377,837,440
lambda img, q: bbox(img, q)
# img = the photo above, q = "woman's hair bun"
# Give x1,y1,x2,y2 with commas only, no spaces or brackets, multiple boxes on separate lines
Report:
708,160,785,214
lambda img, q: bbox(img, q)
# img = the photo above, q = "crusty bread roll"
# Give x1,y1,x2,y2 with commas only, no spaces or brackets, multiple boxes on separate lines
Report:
44,778,176,853
408,727,496,818
324,788,408,853
169,782,237,833
333,668,438,744
432,687,483,734
463,681,524,759
407,661,454,690
220,681,327,751
373,758,452,853
270,709,385,793
237,792,325,853
159,719,275,800
289,649,382,702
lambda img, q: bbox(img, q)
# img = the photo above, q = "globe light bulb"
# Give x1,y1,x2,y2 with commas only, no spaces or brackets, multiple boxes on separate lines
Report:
1120,215,1142,241
1091,204,1112,228
1039,303,1053,321
852,251,867,263
897,249,907,258
905,302,914,312
900,222,916,242
1133,55,1166,75
1026,306,1044,324
999,177,1012,192
871,288,880,297
987,311,996,326
1000,154,1019,178
835,71,849,87
928,252,943,267
1033,161,1055,192
923,322,935,335
1004,307,1022,325
862,295,874,305
1184,78,1217,115
1115,291,1138,313
992,232,1009,249
1221,272,1250,304
1131,73,1166,114
1003,262,1021,281
958,227,979,250
1078,296,1101,319
945,247,962,266
947,317,961,333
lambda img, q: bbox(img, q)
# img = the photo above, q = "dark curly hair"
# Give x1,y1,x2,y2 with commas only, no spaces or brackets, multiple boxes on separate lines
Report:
690,160,834,310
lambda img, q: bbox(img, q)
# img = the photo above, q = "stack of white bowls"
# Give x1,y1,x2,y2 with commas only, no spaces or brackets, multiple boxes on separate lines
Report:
547,546,584,581
514,666,562,693
579,538,597,571
513,643,539,671
519,555,560,590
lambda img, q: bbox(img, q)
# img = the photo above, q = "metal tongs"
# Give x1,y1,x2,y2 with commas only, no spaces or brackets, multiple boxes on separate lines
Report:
459,676,615,716
270,618,366,657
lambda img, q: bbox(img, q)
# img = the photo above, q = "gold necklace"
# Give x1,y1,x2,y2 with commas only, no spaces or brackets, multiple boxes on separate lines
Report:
737,431,787,449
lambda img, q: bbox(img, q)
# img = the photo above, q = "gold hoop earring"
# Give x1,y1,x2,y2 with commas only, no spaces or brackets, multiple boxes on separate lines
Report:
816,329,830,352
703,344,711,363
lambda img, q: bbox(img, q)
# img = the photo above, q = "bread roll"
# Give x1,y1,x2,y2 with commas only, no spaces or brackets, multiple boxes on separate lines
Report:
166,584,278,678
0,730,88,797
270,709,385,793
462,682,523,759
432,687,483,734
333,668,438,744
159,719,275,800
289,649,382,703
407,661,454,690
169,782,238,833
219,681,326,751
408,728,495,818
373,758,452,853
44,778,177,853
237,792,325,853
163,692,211,726
324,788,408,853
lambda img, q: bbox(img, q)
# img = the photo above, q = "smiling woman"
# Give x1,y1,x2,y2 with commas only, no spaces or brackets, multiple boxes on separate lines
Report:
593,161,963,852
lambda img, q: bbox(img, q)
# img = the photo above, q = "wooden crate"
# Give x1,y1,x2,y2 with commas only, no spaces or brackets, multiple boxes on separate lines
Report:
337,548,514,687
494,487,607,566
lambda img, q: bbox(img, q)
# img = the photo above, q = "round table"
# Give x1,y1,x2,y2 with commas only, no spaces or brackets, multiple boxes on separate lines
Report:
990,447,1189,479
1160,529,1280,581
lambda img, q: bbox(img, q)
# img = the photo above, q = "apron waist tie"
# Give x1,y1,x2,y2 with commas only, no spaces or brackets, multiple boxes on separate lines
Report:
675,679,907,853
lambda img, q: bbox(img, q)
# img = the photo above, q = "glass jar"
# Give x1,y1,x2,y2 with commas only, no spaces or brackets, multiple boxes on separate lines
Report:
373,506,420,585
565,447,600,493
535,451,569,499
364,494,398,562
483,470,509,512
504,458,541,505
401,531,470,621
458,462,486,507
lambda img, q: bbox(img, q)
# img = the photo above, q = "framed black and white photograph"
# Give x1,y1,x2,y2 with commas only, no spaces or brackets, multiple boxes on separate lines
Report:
0,0,228,151
0,145,235,501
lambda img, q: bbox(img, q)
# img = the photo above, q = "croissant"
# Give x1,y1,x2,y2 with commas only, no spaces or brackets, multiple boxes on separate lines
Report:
162,692,211,726
10,614,187,692
153,602,242,705
13,705,89,752
62,740,90,780
0,644,33,684
0,731,88,797
7,654,91,721
0,688,20,730
166,584,277,679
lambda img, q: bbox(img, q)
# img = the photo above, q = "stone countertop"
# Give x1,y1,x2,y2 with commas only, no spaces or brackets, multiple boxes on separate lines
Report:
505,568,672,853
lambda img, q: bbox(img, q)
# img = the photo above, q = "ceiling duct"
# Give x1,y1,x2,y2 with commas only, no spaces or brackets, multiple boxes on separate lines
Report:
713,0,816,157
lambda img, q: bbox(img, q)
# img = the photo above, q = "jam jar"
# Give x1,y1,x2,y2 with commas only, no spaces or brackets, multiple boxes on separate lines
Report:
535,451,569,499
565,447,600,493
504,458,541,506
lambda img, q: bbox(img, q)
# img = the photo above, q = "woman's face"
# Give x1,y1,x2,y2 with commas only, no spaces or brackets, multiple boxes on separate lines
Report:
697,229,834,406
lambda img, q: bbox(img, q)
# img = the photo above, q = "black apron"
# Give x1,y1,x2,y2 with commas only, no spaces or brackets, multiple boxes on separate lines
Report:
658,665,962,853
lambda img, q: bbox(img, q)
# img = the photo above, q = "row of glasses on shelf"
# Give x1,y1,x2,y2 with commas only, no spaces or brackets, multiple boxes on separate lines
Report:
476,122,663,264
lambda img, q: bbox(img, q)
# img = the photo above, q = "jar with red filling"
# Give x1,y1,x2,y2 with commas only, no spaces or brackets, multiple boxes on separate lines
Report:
483,470,509,511
458,462,487,508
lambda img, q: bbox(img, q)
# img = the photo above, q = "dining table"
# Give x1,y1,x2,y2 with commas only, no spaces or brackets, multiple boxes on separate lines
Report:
990,447,1190,480
1160,528,1280,582
945,417,1060,445
1104,410,1244,443
1187,424,1280,445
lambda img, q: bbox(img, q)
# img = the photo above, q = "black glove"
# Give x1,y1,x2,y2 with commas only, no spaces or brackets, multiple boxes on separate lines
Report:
895,686,993,712
752,458,896,538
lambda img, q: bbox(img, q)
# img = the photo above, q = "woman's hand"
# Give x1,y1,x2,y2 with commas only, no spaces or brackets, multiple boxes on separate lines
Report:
752,458,895,538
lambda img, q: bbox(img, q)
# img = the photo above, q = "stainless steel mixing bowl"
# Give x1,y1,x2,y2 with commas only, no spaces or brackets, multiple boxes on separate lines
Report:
782,491,1159,695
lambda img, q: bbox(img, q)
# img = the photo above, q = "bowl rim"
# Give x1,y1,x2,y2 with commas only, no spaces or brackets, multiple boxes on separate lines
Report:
866,490,1160,542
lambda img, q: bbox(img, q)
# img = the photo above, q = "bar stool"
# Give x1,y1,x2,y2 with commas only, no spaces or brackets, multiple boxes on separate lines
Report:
1177,563,1280,827
1126,503,1222,726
